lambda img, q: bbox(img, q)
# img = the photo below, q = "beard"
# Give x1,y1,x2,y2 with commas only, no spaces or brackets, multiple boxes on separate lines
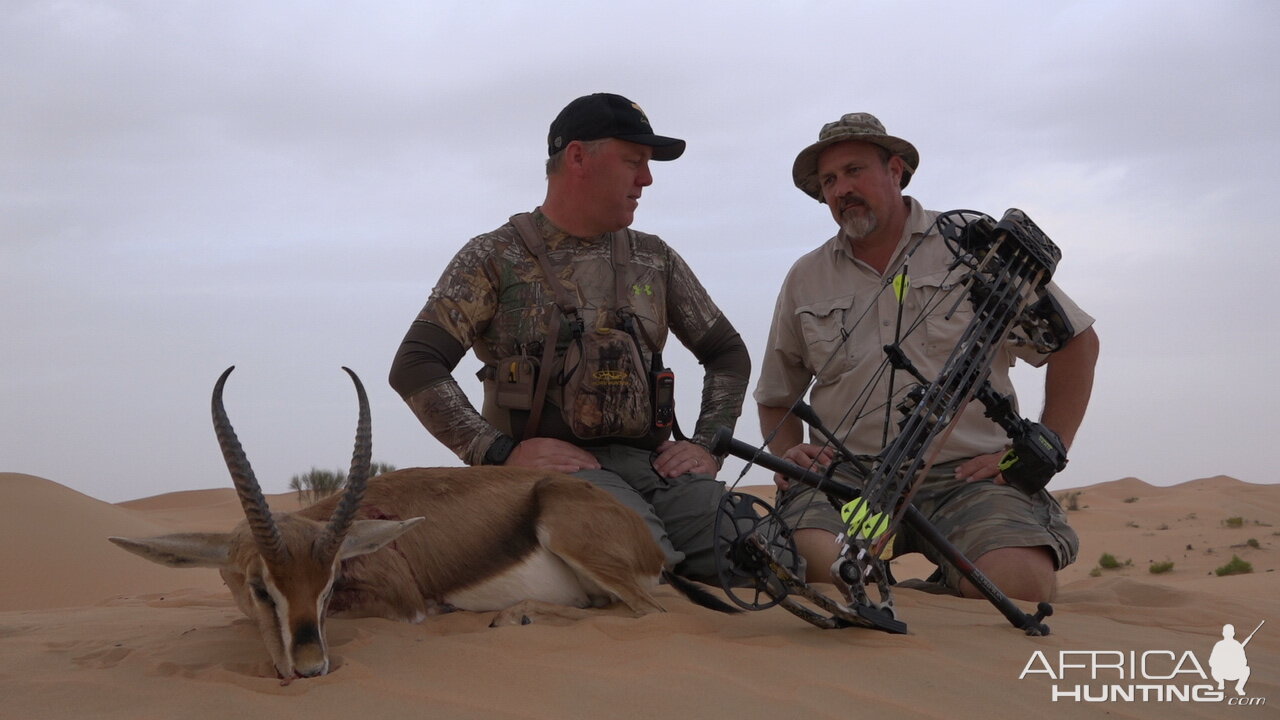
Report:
837,199,878,240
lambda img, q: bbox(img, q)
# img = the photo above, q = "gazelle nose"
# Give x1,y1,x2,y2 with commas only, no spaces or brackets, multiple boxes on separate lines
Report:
291,621,329,677
291,646,329,678
295,659,329,678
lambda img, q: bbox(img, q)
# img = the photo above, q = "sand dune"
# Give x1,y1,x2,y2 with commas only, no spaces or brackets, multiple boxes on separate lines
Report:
1,470,1275,719
0,473,308,610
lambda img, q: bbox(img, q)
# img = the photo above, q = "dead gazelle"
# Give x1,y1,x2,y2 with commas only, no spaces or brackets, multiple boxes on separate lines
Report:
111,367,729,680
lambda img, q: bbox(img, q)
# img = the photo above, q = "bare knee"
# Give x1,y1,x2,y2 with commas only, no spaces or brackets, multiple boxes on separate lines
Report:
961,546,1058,603
793,528,842,583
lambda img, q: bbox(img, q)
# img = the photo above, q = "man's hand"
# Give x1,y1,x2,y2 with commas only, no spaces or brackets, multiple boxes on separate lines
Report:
652,440,718,478
953,450,1007,484
505,438,602,474
773,443,836,490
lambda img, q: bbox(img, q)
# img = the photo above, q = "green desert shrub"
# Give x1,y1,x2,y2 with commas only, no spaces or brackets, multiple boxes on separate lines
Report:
1098,553,1129,569
289,462,397,504
1214,555,1253,577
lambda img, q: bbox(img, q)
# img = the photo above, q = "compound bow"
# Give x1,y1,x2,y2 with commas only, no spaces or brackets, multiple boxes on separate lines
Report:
712,208,1074,636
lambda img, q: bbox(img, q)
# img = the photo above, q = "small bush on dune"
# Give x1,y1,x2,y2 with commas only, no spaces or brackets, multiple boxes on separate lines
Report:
1098,553,1130,570
289,462,397,504
290,468,344,504
1214,555,1253,577
369,461,398,477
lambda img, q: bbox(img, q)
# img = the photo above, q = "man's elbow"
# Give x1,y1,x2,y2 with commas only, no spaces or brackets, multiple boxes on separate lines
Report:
1059,326,1100,366
388,321,468,399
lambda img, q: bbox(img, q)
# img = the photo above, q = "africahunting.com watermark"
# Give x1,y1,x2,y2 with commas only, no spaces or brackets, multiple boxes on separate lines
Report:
1020,621,1266,706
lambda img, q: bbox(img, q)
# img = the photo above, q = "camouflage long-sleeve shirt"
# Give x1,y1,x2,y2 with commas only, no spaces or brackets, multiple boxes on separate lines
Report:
390,209,750,465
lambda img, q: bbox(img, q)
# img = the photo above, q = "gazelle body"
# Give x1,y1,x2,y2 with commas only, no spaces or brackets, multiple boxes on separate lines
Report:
109,368,693,681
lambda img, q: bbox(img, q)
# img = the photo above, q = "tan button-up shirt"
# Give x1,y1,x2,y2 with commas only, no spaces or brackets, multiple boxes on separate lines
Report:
754,197,1094,463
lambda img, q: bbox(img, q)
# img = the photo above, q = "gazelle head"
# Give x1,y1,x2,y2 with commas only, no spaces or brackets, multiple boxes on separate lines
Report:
110,367,421,680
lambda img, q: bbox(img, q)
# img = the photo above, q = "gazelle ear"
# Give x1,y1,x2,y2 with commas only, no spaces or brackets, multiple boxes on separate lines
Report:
109,534,234,568
336,518,425,560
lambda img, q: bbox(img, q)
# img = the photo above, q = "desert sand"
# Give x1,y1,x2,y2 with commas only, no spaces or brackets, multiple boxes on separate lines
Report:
1,471,1275,719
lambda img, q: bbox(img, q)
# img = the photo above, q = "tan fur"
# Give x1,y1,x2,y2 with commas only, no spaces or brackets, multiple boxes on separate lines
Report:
110,466,668,680
302,467,668,616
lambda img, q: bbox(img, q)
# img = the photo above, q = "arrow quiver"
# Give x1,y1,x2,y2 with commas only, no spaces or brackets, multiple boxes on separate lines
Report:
713,208,1070,637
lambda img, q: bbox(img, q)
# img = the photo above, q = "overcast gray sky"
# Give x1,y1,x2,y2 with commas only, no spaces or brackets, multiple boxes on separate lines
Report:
3,1,1276,502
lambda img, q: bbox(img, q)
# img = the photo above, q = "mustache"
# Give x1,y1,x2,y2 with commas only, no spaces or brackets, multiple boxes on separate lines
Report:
836,195,868,212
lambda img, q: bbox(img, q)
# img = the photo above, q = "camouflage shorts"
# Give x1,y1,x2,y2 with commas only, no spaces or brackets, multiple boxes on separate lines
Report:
774,460,1079,589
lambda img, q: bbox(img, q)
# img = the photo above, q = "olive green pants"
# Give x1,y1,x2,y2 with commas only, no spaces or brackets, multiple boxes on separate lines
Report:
573,444,728,583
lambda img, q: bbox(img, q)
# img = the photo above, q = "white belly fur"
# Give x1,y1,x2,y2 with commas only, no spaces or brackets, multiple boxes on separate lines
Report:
443,546,608,611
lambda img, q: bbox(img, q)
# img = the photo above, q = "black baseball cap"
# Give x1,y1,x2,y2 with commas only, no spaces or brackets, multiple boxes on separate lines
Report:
547,93,686,161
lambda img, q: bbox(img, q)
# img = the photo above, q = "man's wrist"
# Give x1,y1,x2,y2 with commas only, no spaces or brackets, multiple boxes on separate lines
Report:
689,436,724,469
482,435,517,465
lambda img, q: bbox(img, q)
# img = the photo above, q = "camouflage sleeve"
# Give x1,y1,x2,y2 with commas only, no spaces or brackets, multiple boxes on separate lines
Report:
403,379,505,466
389,319,503,464
389,320,465,400
686,315,750,450
414,235,502,351
662,246,750,450
389,234,509,465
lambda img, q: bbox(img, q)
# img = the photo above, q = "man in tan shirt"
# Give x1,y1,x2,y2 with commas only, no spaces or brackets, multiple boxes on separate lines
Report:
755,113,1100,602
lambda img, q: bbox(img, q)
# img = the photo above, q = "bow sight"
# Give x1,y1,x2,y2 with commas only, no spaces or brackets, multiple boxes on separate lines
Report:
713,208,1073,637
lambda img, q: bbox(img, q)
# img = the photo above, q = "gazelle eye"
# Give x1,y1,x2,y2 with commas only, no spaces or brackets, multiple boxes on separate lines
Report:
251,582,274,606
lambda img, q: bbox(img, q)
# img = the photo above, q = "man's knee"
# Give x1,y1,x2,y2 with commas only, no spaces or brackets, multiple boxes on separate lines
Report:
963,546,1058,602
573,467,687,570
793,528,841,583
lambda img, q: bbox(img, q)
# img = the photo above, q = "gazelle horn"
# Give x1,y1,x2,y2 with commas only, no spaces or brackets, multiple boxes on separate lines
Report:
315,367,372,561
212,366,288,565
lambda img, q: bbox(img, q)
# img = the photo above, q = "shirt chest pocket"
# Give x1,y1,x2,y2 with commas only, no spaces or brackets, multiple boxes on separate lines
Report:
795,294,859,380
911,271,977,358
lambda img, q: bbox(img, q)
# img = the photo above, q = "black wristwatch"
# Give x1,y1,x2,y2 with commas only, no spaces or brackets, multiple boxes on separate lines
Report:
482,435,517,465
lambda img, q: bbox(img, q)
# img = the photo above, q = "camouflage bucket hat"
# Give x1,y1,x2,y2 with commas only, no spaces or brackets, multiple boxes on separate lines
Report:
792,112,919,201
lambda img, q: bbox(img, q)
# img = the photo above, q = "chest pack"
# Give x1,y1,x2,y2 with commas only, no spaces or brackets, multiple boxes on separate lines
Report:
503,213,674,441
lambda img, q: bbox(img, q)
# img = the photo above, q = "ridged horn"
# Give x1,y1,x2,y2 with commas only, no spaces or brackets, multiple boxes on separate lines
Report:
212,366,288,565
316,367,371,561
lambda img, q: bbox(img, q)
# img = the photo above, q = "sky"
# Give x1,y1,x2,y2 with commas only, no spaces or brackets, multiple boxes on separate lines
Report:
3,0,1277,503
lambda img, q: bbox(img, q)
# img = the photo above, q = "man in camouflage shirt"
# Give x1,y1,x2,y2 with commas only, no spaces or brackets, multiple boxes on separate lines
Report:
389,94,750,581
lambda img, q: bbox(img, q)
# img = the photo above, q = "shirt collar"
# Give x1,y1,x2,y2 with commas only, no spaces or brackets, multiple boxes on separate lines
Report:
531,208,609,248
